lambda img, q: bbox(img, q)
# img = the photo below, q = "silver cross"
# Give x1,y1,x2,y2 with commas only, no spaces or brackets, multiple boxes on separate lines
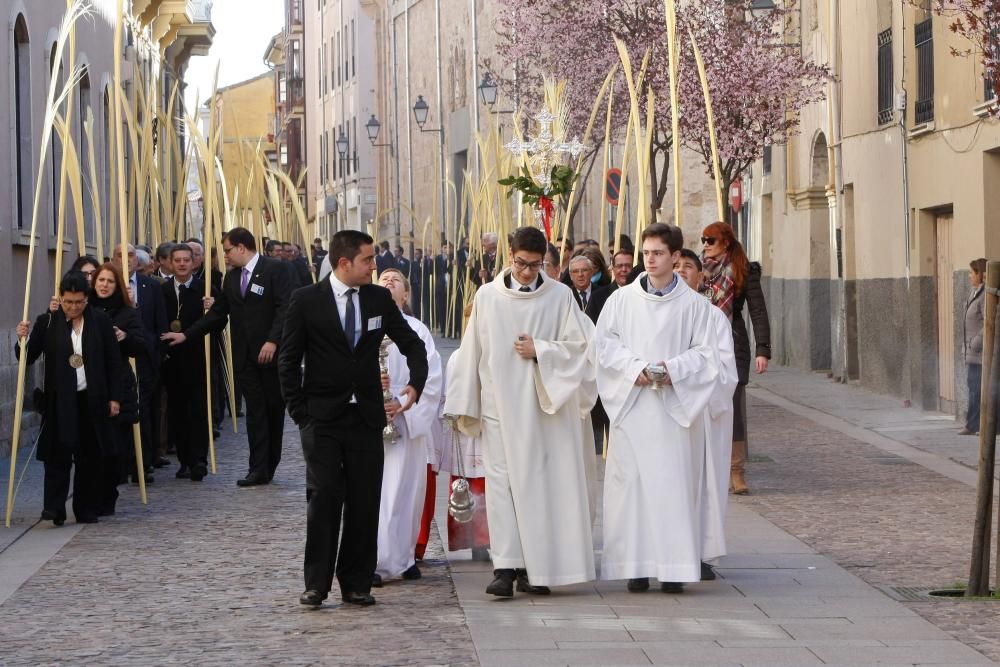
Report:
505,110,587,192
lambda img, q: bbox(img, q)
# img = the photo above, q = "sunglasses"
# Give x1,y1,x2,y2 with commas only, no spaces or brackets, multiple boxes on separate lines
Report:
701,237,718,246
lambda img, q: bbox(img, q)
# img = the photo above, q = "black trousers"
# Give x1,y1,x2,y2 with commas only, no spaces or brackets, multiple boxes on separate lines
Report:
136,367,156,469
301,408,383,596
165,378,209,468
239,363,285,479
967,363,983,433
43,391,102,522
591,400,609,455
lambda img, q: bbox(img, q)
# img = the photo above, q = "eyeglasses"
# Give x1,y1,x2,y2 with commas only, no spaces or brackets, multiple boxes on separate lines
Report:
512,258,543,271
701,237,718,246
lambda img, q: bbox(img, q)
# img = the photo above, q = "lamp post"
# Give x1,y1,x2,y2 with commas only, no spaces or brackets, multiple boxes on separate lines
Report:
477,73,514,115
411,93,447,252
336,128,349,231
366,114,399,243
748,0,776,20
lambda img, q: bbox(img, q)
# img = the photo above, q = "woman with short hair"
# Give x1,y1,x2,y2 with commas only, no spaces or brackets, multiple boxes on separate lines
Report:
960,258,988,436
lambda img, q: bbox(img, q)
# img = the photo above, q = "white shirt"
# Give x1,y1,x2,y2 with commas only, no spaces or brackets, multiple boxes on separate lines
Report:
243,252,261,278
509,273,538,293
70,320,87,391
129,273,139,306
329,272,362,403
575,284,592,306
174,275,194,303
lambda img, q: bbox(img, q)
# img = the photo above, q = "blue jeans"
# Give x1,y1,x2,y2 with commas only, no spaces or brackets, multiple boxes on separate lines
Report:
966,363,982,433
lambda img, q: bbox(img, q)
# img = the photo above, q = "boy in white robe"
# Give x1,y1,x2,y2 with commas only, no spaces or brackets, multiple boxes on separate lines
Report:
374,270,443,583
445,226,598,597
676,250,739,579
596,223,725,594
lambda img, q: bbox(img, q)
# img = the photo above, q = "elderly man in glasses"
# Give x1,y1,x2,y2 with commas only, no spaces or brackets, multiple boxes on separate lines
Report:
445,226,598,598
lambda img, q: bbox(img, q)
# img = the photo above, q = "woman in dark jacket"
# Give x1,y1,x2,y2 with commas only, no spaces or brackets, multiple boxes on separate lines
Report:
90,263,147,513
16,271,123,525
701,222,771,495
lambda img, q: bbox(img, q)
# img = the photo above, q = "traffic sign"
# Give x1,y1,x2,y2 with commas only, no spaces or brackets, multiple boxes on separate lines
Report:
605,168,622,206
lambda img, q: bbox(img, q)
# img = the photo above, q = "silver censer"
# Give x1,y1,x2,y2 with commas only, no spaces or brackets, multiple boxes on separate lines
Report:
379,337,401,444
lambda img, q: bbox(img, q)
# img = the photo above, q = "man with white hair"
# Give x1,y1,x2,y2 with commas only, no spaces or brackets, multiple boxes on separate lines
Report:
472,232,500,287
568,254,595,312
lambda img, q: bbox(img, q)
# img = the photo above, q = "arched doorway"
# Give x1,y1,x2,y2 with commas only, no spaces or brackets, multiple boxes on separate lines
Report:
807,132,833,371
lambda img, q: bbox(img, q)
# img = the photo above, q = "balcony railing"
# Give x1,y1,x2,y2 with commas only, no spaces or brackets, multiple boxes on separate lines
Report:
286,77,304,111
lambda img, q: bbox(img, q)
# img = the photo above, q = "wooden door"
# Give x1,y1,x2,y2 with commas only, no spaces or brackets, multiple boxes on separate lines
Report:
935,213,956,407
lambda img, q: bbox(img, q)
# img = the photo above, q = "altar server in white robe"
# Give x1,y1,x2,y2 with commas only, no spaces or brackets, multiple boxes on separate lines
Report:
676,250,739,578
596,223,725,594
445,226,598,597
375,269,443,583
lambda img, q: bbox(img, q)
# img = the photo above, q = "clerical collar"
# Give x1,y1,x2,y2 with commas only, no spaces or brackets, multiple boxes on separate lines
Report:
643,273,678,296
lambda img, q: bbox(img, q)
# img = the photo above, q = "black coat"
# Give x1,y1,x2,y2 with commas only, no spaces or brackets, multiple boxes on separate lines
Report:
732,262,771,385
161,277,223,386
585,283,617,324
133,273,169,367
278,280,429,431
186,255,292,372
292,257,313,289
18,306,123,461
90,297,147,427
376,251,397,276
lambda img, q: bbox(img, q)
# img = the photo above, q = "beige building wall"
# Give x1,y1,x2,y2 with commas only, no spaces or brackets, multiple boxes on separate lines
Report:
213,73,276,219
749,0,1000,415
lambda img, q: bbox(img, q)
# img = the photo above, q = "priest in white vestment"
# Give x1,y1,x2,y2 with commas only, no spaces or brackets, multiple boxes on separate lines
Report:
375,270,443,583
596,223,725,594
677,250,739,574
445,226,598,597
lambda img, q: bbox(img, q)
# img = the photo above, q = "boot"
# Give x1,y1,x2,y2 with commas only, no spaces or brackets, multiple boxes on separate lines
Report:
515,569,550,595
485,569,515,597
731,440,748,495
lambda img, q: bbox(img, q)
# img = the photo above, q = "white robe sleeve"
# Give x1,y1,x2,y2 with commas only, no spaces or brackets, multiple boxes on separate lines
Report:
532,300,598,416
708,308,739,418
396,320,442,442
595,295,649,427
663,302,721,428
442,296,484,438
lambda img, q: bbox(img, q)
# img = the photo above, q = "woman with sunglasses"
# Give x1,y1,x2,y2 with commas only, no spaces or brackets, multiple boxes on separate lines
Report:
700,222,771,495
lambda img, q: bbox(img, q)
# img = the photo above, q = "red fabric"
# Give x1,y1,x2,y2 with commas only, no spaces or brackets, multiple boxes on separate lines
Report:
539,196,554,240
415,465,437,560
447,475,490,551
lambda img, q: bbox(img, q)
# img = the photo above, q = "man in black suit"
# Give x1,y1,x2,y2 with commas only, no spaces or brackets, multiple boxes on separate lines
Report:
279,230,428,608
113,243,169,471
433,242,453,336
158,245,221,481
393,245,410,281
170,227,292,486
375,240,396,276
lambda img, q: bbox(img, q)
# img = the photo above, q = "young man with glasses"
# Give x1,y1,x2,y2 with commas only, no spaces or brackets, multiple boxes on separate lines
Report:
445,226,598,598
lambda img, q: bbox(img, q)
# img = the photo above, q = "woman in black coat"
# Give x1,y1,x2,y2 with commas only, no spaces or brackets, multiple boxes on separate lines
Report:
16,271,123,525
90,263,147,513
701,222,772,495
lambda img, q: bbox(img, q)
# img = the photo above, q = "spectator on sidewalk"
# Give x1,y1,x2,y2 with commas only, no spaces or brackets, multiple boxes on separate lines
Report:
700,221,771,496
960,258,987,436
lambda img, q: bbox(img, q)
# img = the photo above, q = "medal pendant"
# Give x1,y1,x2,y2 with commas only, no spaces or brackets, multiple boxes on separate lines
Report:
169,320,182,333
69,354,84,369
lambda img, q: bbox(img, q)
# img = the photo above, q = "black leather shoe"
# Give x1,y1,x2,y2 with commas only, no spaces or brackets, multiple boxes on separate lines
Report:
299,590,326,607
341,591,376,606
175,465,191,479
661,581,685,594
190,465,207,482
402,564,422,580
700,562,716,581
41,510,65,527
627,577,650,593
236,474,268,487
485,569,515,597
372,573,384,588
153,456,171,469
515,569,550,595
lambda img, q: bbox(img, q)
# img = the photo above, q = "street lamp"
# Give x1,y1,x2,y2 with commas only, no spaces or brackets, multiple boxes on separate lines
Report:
477,73,515,115
336,129,349,160
336,129,349,231
411,94,441,133
365,114,393,148
748,0,776,20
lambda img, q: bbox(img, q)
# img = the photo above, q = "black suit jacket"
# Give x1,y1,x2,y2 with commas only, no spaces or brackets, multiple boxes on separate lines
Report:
278,280,429,430
585,284,616,324
186,255,292,370
376,251,397,276
134,273,169,365
161,277,222,385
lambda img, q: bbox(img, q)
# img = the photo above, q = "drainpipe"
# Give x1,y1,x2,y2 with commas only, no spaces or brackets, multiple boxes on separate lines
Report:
405,0,414,249
470,0,481,183
434,0,447,244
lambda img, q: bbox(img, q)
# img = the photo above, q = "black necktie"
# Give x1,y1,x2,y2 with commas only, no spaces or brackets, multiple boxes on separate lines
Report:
654,291,664,297
580,291,588,308
344,288,357,350
519,286,531,293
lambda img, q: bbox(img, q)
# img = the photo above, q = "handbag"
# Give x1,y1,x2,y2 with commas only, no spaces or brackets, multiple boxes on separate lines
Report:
445,415,476,523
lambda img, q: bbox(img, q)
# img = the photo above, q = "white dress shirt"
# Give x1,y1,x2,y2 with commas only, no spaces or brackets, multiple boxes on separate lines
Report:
70,320,87,391
509,273,538,292
328,272,363,346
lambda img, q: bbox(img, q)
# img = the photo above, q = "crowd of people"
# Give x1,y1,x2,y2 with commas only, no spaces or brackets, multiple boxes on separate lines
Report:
15,218,771,608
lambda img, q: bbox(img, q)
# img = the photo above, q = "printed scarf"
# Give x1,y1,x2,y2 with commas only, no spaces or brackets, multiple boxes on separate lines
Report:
701,253,736,320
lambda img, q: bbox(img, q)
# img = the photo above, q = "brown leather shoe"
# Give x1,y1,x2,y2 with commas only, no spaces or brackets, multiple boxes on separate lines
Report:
731,440,749,495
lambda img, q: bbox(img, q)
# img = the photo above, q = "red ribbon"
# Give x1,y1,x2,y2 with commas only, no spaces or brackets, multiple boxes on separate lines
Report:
538,196,554,241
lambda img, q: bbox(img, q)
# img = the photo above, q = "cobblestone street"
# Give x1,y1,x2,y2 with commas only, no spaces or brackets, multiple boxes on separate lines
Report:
0,421,477,667
2,363,1000,665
